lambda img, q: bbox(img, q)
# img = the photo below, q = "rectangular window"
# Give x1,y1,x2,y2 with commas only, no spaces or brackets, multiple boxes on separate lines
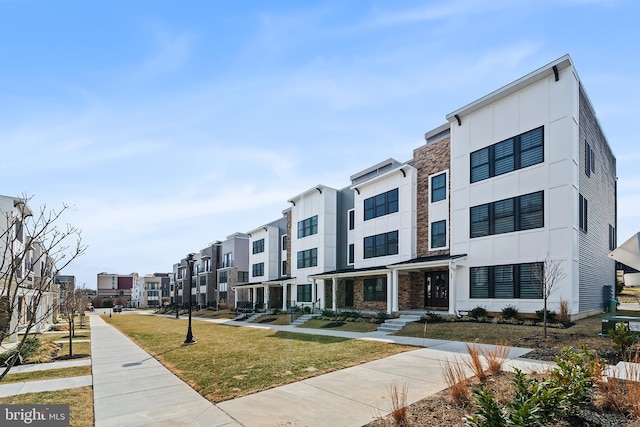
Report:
219,271,228,283
470,263,543,299
585,141,591,177
431,220,447,248
252,238,265,254
222,252,232,268
298,215,318,238
363,278,387,302
282,235,287,251
252,263,264,277
470,191,543,238
609,224,616,250
348,244,355,264
238,271,249,282
297,284,312,302
431,173,446,202
199,276,206,287
363,231,399,259
282,260,287,275
364,188,398,220
296,248,318,268
348,209,355,230
579,194,588,232
470,126,544,183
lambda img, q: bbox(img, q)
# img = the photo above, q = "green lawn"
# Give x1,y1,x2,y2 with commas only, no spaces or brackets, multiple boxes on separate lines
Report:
0,387,93,427
251,313,293,325
105,314,411,402
3,366,92,384
300,318,380,333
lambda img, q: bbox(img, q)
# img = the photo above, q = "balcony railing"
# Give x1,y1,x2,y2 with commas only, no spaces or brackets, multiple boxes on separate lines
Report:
218,260,234,268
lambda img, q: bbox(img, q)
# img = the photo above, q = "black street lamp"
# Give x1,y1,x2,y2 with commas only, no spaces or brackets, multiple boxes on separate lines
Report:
174,274,179,319
182,253,196,345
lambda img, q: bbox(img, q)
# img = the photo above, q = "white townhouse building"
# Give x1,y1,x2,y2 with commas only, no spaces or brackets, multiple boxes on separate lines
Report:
218,232,250,308
447,54,616,319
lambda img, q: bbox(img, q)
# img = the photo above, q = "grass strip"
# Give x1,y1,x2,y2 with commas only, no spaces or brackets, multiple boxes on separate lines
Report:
3,366,92,384
0,387,93,427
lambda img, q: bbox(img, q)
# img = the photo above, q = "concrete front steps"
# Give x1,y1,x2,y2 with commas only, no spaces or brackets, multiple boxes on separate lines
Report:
292,313,318,326
377,315,422,333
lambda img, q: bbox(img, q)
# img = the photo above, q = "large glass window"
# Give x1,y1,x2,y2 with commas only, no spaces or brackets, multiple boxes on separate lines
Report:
364,231,398,259
470,191,543,238
298,215,318,238
364,188,398,220
252,263,264,277
297,284,312,302
431,173,446,202
296,248,318,268
470,127,544,183
252,238,265,254
431,220,447,248
363,278,387,301
219,271,228,283
470,263,543,299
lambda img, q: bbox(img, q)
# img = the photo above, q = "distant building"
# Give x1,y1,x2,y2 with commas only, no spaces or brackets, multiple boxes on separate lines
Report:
96,272,138,304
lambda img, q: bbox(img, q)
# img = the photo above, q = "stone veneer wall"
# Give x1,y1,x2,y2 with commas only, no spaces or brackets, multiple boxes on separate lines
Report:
323,276,387,311
285,210,292,277
413,137,451,258
398,272,424,310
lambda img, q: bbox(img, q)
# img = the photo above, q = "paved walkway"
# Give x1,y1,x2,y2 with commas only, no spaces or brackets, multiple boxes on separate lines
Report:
0,311,556,426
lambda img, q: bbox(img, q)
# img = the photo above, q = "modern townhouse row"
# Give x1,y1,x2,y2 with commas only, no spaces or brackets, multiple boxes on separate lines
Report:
163,54,616,320
0,195,59,342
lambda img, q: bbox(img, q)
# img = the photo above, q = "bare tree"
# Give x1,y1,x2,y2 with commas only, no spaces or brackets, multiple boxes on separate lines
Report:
61,284,90,357
0,195,86,381
532,254,567,338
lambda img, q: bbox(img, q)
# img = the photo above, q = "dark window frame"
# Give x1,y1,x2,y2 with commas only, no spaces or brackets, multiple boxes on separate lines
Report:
363,277,387,302
470,126,544,183
252,238,265,254
297,284,312,302
297,215,318,238
470,262,543,299
431,173,447,203
579,194,588,232
364,230,399,259
431,220,447,248
364,188,399,220
470,191,544,238
348,243,354,264
296,248,318,269
348,210,355,230
252,262,264,277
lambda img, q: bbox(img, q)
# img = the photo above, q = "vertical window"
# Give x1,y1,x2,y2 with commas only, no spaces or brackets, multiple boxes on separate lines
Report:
431,173,447,202
297,284,312,302
431,220,446,248
493,138,515,176
298,215,318,238
252,263,264,277
471,148,490,183
238,271,249,282
493,199,515,234
609,224,616,250
364,189,399,220
348,209,355,230
493,265,514,298
470,267,489,298
470,204,490,238
348,244,354,264
219,271,228,283
282,260,287,275
585,141,591,177
519,192,544,231
282,235,287,251
363,278,387,301
579,194,588,232
252,238,265,254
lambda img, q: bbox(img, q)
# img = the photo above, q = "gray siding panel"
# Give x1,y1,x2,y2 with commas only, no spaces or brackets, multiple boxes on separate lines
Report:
578,84,617,312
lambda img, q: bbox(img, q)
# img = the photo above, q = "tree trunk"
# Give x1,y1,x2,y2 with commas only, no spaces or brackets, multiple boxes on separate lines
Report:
68,318,74,357
543,297,548,339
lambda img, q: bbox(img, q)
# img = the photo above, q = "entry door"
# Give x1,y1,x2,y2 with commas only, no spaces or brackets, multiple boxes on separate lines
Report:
345,280,354,307
424,271,449,309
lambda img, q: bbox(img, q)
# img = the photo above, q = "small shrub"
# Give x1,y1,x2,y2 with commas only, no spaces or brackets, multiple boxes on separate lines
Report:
535,309,557,323
271,308,281,315
338,310,361,319
552,346,598,410
376,310,389,323
0,337,41,366
558,299,570,323
321,309,335,317
608,322,637,355
469,306,488,319
303,306,311,314
466,385,506,426
424,311,443,322
501,305,519,320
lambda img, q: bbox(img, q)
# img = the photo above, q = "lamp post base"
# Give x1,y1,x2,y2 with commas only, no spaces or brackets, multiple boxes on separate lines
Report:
181,340,197,346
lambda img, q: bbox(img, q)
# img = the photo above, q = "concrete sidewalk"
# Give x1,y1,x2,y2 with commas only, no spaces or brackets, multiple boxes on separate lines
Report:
91,312,536,427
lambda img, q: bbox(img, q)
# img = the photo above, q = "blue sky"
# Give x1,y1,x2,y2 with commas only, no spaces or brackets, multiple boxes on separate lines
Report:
2,0,638,289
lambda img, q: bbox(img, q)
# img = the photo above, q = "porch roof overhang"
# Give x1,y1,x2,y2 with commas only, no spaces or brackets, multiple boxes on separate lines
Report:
388,253,467,272
609,233,640,271
233,276,296,288
310,266,388,280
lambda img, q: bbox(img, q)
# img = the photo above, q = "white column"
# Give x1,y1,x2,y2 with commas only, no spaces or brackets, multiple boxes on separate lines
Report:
282,283,288,310
387,271,393,314
311,279,316,304
265,286,270,310
9,296,19,343
449,261,457,316
234,287,239,309
252,286,257,309
318,280,325,309
332,277,337,311
392,269,399,312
